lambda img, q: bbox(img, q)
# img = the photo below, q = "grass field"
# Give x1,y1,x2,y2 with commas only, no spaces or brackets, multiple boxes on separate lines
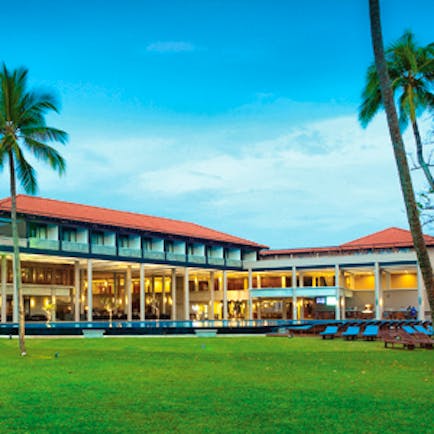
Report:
0,336,433,433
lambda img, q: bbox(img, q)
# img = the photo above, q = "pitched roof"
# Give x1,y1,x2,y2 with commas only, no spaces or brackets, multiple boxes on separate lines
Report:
0,195,266,248
341,227,434,248
260,227,434,256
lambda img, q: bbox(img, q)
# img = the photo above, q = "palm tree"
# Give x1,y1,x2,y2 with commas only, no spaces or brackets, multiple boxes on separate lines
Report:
368,0,434,315
360,30,434,189
0,64,67,355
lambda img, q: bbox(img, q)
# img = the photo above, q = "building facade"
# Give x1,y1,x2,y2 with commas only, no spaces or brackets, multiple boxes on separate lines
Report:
0,196,431,323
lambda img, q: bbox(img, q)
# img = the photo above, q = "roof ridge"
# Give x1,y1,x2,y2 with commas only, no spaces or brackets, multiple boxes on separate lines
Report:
340,226,406,246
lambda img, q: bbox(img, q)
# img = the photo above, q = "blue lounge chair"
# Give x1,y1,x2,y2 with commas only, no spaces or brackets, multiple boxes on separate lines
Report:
362,325,379,341
342,326,360,340
402,325,416,334
414,325,430,335
320,326,338,339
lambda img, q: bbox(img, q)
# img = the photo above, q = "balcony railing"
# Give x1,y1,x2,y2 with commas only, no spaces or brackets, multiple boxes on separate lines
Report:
0,236,27,248
188,254,206,264
143,250,165,261
208,257,225,266
225,258,243,268
29,238,59,250
166,252,186,262
119,247,142,258
61,241,89,253
91,244,116,256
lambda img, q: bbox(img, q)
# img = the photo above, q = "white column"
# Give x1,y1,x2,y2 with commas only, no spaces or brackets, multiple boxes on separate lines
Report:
74,261,80,322
140,263,145,321
12,254,18,322
247,268,253,320
171,268,177,320
162,275,166,315
87,259,93,322
80,269,85,315
222,270,228,320
51,289,56,322
417,266,426,321
209,271,215,320
341,294,346,320
183,268,189,321
335,264,341,320
374,262,382,320
292,265,297,320
126,265,132,321
1,256,7,323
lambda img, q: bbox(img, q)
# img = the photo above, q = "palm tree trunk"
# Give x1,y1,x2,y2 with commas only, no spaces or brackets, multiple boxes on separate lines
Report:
412,118,434,190
369,0,434,316
9,152,26,355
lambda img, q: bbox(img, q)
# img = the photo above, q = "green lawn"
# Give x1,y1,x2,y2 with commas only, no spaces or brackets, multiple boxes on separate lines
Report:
0,336,433,433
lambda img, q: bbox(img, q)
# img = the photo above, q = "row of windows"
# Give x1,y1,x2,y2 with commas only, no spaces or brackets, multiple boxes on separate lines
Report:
28,223,249,259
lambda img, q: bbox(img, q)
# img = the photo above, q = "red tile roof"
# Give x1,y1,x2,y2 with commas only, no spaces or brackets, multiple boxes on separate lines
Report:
0,195,266,248
261,227,434,256
341,227,434,248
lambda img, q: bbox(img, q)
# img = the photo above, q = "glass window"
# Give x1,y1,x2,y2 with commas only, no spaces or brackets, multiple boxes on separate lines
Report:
165,240,174,253
119,235,129,248
29,223,47,239
91,231,104,245
143,238,152,251
62,227,77,242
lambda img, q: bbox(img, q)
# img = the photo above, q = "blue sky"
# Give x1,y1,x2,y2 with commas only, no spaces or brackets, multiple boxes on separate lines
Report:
0,0,433,248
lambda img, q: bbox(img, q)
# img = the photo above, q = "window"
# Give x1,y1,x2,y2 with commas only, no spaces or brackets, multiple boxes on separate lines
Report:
143,238,152,251
91,231,104,245
29,223,47,239
187,243,195,255
62,227,77,242
118,235,129,248
165,240,174,253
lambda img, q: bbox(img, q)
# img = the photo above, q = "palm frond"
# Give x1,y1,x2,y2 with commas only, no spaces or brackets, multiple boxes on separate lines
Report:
14,146,37,194
22,137,66,174
20,126,68,144
359,30,433,130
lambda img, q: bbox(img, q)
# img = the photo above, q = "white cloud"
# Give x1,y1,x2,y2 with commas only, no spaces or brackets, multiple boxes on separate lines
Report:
145,41,196,53
0,100,431,248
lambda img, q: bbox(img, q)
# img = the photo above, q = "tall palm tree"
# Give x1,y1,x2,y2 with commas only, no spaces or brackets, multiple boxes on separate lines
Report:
360,30,434,189
368,0,434,315
0,64,67,355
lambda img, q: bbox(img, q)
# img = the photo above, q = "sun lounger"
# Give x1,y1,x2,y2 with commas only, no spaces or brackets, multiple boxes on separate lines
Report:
362,325,379,341
412,332,433,349
414,325,430,335
383,330,416,350
341,326,360,340
402,325,416,334
320,326,338,339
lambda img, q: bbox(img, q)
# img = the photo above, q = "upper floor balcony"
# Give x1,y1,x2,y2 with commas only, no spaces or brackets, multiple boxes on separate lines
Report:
0,220,250,269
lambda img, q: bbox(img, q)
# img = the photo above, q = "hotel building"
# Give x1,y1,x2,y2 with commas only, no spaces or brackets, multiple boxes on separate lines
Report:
0,195,431,323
